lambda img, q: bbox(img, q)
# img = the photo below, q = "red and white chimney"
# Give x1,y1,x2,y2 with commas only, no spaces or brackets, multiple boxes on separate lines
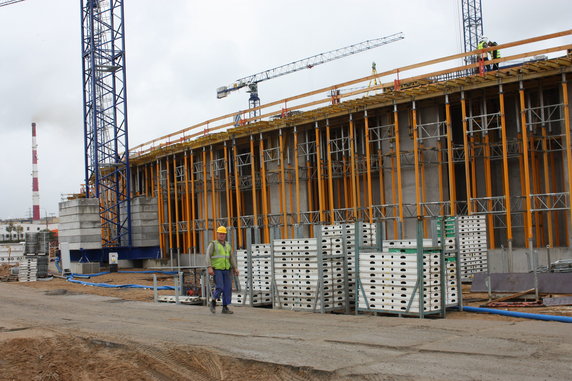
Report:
32,122,40,222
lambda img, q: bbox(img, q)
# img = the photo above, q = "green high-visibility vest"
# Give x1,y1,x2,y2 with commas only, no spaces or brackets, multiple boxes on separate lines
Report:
478,41,487,49
211,240,232,270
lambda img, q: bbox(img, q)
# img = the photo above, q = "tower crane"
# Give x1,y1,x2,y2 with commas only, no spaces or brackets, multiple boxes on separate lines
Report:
461,0,484,64
2,0,131,250
0,0,24,7
217,32,404,119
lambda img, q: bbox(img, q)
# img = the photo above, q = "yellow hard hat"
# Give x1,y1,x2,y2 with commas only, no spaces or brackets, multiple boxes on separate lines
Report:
216,226,227,234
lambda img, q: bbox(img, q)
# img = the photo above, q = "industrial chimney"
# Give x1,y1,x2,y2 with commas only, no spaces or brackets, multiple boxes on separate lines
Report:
32,122,40,222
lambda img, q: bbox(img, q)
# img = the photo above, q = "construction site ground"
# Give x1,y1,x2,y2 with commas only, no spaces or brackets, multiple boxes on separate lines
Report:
1,269,571,380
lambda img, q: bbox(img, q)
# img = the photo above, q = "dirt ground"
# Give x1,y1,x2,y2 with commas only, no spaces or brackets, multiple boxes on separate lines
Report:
0,328,335,381
2,272,572,380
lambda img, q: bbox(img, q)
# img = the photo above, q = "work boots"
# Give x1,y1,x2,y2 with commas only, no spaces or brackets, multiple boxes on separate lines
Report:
221,306,234,314
209,299,216,314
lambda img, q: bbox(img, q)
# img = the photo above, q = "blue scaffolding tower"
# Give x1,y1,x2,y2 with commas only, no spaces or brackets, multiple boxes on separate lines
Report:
461,0,484,54
81,0,132,248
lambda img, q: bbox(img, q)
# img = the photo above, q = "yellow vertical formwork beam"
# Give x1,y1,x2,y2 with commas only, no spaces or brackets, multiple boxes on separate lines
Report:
202,147,209,246
150,164,155,200
156,160,165,257
190,151,196,251
378,150,386,215
530,135,543,246
326,121,335,224
541,125,554,248
445,95,456,215
223,143,232,228
293,127,301,228
286,133,295,237
519,82,534,248
344,158,352,220
166,156,173,253
412,101,422,220
279,129,288,237
483,134,495,248
499,85,513,246
249,135,259,232
518,135,529,244
550,150,561,246
259,135,270,243
315,122,325,222
349,115,358,220
420,143,428,235
461,92,473,214
391,153,398,238
184,151,191,252
437,139,444,216
561,74,572,243
173,156,181,251
210,147,218,234
364,111,373,223
306,156,314,238
393,103,404,237
232,140,243,248
470,137,478,209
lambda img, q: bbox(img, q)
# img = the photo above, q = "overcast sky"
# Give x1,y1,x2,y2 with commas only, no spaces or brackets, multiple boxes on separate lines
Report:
0,0,571,219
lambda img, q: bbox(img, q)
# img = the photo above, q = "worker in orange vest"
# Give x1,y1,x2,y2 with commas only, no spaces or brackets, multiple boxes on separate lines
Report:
478,36,491,72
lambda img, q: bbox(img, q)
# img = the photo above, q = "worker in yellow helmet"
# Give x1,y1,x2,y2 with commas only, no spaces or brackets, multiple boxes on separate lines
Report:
207,226,239,314
477,36,491,72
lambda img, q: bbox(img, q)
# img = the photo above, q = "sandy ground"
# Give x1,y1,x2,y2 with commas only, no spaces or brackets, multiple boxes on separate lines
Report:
14,270,181,302
5,267,571,319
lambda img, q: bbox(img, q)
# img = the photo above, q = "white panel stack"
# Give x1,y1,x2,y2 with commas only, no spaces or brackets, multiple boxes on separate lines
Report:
322,223,376,303
435,217,459,306
233,244,272,306
127,196,160,248
58,199,102,251
273,238,346,312
383,237,459,308
18,256,38,282
457,215,488,281
358,250,442,314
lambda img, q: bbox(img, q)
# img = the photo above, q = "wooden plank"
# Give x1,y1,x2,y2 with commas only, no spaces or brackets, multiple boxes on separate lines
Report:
491,288,535,303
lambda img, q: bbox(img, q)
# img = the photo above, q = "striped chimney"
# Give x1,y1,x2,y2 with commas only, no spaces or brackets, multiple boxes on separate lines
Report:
32,122,40,221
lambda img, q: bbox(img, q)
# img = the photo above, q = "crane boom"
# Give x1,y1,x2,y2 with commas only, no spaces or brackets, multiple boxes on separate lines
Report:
0,0,24,7
217,32,404,99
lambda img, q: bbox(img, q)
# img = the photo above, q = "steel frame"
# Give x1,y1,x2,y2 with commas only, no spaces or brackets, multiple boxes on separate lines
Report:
82,0,131,247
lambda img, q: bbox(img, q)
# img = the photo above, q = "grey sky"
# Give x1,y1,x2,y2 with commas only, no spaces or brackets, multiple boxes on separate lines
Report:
0,0,570,219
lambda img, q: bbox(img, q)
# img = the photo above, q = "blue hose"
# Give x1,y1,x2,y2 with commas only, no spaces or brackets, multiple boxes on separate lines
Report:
66,277,174,290
461,306,572,323
66,270,178,290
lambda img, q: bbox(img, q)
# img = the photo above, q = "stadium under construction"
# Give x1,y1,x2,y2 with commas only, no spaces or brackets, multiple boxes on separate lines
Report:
60,29,572,270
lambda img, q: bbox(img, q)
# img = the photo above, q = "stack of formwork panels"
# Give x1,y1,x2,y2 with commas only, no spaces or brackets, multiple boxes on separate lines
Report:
435,217,460,306
321,223,376,303
273,238,346,312
58,199,101,251
233,244,272,306
18,256,38,282
357,246,443,314
457,215,488,282
128,196,160,247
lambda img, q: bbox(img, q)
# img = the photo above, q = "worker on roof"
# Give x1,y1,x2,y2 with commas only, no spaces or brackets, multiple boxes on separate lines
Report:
478,36,491,72
207,226,239,314
489,41,501,70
